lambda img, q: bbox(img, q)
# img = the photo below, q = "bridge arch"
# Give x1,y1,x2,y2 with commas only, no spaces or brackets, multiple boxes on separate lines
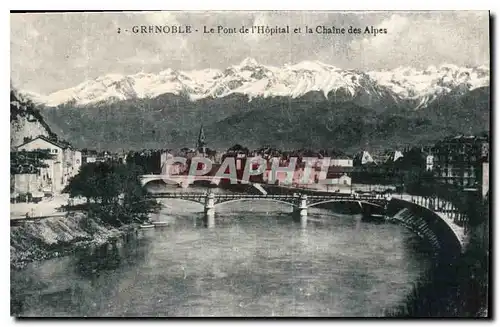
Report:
155,197,205,206
191,180,217,187
214,198,297,208
140,175,267,194
308,199,385,209
140,176,187,187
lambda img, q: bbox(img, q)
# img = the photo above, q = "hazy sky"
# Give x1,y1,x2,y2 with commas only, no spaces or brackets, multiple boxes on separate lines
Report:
11,11,489,95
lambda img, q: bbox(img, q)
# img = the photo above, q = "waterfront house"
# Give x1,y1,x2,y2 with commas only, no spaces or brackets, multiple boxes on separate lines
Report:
15,136,82,194
431,134,489,195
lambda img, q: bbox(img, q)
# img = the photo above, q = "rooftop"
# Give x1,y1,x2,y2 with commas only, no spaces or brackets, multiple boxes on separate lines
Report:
17,135,73,150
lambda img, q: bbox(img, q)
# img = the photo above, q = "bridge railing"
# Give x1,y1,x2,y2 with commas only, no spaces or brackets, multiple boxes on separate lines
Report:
391,192,471,232
147,192,387,207
405,181,487,230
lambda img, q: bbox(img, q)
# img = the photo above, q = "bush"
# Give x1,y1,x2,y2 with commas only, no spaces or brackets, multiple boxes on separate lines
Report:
64,162,158,227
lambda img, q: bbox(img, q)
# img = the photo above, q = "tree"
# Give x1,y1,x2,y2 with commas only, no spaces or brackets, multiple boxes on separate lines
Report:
10,149,54,174
395,147,426,171
63,163,106,204
63,162,159,226
227,144,249,154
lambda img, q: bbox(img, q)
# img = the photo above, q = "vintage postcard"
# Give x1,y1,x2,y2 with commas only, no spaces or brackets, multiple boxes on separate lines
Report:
10,10,490,318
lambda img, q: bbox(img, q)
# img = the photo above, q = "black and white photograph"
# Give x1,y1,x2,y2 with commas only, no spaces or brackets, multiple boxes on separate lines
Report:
9,10,491,318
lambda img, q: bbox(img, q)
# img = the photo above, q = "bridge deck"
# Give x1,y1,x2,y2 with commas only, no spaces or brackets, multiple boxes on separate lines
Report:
147,192,388,208
147,192,383,200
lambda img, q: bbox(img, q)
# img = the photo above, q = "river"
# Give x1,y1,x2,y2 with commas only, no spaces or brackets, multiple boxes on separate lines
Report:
11,186,433,317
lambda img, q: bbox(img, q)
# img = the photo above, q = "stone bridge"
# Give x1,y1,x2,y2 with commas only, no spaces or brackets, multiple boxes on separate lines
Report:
139,174,272,193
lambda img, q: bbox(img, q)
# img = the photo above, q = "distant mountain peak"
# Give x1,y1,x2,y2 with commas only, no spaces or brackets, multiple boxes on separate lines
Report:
238,57,259,67
23,60,490,109
286,60,336,71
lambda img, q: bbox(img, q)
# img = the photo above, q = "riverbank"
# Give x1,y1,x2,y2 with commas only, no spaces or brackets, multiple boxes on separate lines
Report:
10,212,139,270
10,193,86,219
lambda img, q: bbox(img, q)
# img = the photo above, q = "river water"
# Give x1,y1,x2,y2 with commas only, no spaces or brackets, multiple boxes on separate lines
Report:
11,187,433,317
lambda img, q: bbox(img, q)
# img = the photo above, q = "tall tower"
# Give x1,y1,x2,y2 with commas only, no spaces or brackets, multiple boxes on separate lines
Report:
197,125,207,157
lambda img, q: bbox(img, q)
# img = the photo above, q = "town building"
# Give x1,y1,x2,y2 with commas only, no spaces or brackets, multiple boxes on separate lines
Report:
426,154,434,171
431,134,489,192
387,150,404,163
263,166,352,188
81,149,127,165
15,136,82,194
81,149,98,163
329,156,354,168
355,151,375,165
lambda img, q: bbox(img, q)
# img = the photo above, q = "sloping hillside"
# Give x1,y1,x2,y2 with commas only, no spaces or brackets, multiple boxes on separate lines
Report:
10,89,57,148
203,98,446,152
38,87,490,152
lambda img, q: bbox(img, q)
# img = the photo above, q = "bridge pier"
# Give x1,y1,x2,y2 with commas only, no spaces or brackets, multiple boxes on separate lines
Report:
294,194,308,222
300,215,307,228
204,193,215,227
358,201,371,219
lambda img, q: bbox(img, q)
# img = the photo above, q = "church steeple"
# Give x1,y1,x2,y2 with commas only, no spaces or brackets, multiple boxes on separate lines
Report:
197,125,207,156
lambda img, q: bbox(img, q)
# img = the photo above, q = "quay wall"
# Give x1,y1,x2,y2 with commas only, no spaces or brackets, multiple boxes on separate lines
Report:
387,198,463,260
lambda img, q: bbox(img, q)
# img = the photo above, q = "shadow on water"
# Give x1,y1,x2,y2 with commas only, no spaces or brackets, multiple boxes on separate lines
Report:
11,232,151,317
74,233,150,279
74,243,122,278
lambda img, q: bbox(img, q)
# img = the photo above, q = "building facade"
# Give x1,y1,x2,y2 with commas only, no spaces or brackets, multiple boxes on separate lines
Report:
426,154,434,171
15,136,82,193
431,135,489,189
330,157,353,168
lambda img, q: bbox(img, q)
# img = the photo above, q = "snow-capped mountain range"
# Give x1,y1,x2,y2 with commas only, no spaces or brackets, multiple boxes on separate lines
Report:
25,58,490,109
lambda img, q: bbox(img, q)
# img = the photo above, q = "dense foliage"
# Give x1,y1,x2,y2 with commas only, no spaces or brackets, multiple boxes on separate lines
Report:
63,162,159,226
125,150,163,174
10,149,54,174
